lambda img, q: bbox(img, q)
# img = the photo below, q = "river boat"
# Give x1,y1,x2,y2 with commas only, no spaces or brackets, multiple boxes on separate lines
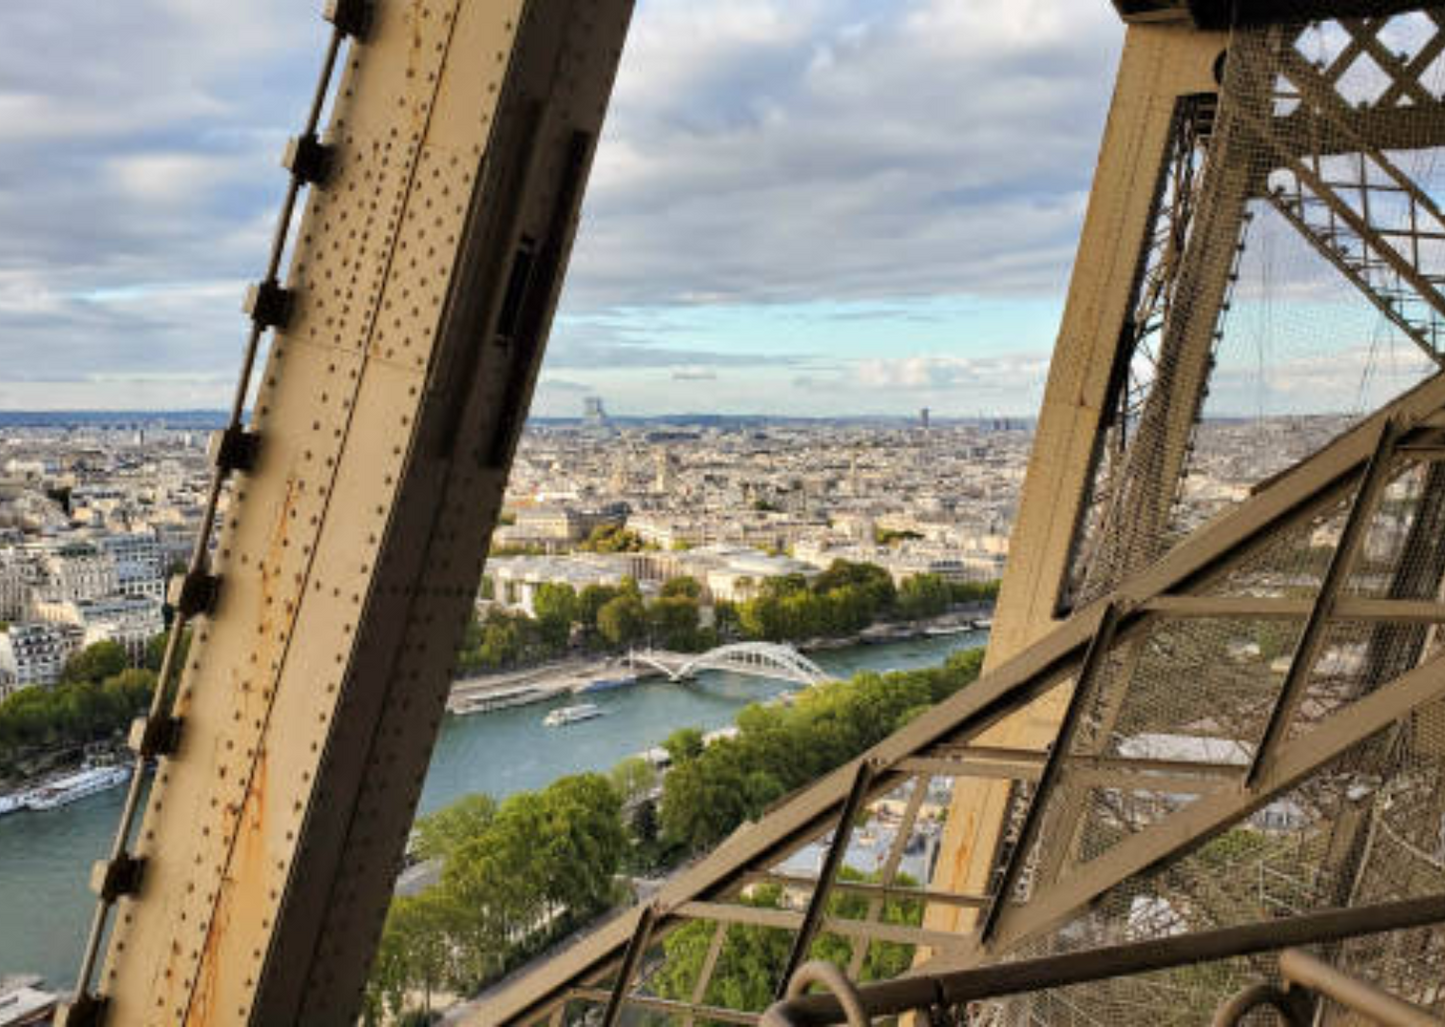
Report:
450,685,549,716
972,617,993,630
859,623,914,644
924,623,972,637
577,673,638,694
22,764,131,812
0,976,58,1027
0,793,23,817
542,703,605,727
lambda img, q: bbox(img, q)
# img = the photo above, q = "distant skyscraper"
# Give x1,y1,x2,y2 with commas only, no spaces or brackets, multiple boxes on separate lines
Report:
920,408,930,431
583,396,608,426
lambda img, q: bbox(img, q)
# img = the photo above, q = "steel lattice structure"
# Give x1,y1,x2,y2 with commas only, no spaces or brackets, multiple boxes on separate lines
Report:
58,1,1445,1025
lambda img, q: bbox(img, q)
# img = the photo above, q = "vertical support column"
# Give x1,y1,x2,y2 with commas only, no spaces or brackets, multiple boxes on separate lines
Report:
92,2,634,1025
926,22,1225,939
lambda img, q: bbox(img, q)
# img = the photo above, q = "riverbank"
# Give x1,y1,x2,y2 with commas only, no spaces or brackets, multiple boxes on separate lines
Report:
0,630,987,989
444,604,994,715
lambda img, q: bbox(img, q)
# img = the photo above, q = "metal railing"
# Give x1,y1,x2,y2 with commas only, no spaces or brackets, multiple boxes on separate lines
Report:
759,895,1445,1027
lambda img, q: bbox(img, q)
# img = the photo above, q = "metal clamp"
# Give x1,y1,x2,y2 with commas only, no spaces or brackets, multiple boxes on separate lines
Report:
243,279,294,331
170,570,221,618
129,714,182,759
282,133,334,187
90,854,146,903
324,0,373,39
208,425,261,476
1211,983,1310,1026
763,961,870,1027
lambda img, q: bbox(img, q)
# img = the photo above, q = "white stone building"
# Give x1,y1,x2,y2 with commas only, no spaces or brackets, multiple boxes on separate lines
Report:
0,621,84,695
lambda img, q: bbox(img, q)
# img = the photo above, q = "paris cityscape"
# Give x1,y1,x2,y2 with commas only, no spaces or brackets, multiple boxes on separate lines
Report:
0,396,1399,1018
0,402,1353,708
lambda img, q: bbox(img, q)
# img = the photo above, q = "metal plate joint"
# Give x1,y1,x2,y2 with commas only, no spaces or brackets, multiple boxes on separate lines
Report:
243,279,295,331
323,0,373,40
169,569,221,618
282,133,335,188
90,854,146,903
128,714,182,759
208,425,261,476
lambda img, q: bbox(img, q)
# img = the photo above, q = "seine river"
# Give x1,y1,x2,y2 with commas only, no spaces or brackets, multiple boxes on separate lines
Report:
0,631,985,989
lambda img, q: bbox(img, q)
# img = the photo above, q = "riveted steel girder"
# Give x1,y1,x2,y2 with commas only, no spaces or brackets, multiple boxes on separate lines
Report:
88,3,632,1024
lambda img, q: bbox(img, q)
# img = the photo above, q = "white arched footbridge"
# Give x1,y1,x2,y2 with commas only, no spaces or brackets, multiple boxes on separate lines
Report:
630,643,831,687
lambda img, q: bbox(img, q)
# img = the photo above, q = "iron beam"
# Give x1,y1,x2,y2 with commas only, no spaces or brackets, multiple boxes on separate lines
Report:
764,893,1445,1026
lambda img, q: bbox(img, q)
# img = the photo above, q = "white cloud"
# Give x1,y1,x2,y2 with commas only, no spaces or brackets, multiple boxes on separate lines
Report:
0,0,1122,409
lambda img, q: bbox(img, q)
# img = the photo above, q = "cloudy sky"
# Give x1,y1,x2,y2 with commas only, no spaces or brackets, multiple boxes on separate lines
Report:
0,2,1430,417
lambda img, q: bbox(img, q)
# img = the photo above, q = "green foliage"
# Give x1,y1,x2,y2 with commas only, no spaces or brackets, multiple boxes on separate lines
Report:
579,524,645,553
412,793,497,864
597,594,647,648
660,648,985,852
897,573,951,620
532,582,578,648
875,526,923,546
0,665,156,768
60,640,128,685
608,755,658,804
648,595,702,651
950,578,1001,604
367,774,627,1010
455,608,572,674
662,727,705,765
369,890,455,1021
143,628,191,674
365,644,988,1009
577,584,620,634
660,575,703,599
652,870,923,1012
735,560,899,644
488,542,546,557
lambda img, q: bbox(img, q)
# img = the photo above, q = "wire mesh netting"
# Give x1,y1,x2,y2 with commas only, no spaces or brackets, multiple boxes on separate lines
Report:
503,12,1445,1024
1064,12,1445,614
980,714,1445,1025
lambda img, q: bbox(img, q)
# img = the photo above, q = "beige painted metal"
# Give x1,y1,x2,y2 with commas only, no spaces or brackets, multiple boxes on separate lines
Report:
92,2,632,1024
924,22,1225,939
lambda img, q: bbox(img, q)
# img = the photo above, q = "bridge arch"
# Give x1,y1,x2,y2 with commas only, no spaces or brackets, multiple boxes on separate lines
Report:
630,642,831,687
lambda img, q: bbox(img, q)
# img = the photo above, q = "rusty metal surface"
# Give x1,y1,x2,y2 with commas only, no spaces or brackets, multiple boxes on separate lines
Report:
91,2,632,1024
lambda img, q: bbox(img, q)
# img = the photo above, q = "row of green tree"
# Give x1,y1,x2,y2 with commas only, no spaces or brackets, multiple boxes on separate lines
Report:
365,646,986,1021
0,637,168,774
457,576,718,672
365,775,628,1022
658,646,986,852
461,561,998,673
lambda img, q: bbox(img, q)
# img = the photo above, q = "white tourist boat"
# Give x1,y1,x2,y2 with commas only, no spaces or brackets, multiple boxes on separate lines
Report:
450,684,549,716
0,975,59,1027
0,793,23,817
542,702,605,727
22,764,131,812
